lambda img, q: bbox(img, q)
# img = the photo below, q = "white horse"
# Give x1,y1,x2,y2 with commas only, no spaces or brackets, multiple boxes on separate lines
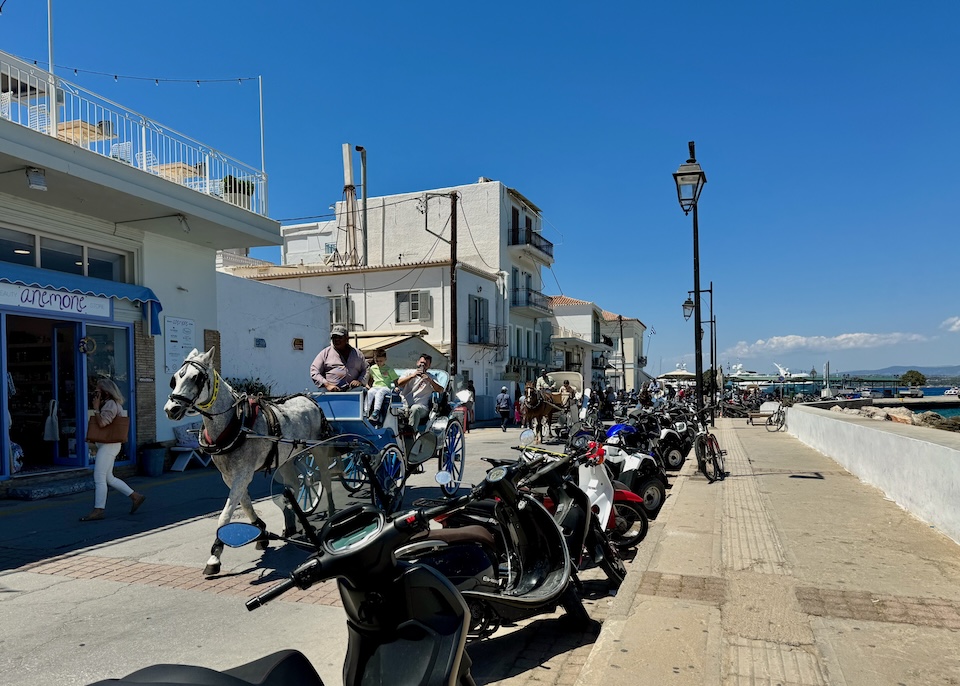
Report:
164,348,327,575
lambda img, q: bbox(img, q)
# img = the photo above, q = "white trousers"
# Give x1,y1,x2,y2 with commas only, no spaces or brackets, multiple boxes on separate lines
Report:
93,442,132,508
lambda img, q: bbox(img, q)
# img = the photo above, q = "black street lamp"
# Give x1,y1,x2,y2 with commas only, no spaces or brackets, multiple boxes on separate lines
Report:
674,141,707,414
685,282,716,424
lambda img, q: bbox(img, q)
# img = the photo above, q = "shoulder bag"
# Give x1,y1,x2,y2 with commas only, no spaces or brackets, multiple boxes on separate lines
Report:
86,411,130,444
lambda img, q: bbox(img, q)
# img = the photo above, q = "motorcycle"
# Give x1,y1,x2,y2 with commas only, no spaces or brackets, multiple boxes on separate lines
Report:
603,425,668,520
88,436,477,686
397,437,588,639
446,430,628,589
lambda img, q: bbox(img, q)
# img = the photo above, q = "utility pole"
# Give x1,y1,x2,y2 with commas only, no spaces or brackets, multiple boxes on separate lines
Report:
450,193,458,378
618,315,627,391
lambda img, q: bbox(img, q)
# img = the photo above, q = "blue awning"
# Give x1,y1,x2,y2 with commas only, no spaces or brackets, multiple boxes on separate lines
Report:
0,263,162,335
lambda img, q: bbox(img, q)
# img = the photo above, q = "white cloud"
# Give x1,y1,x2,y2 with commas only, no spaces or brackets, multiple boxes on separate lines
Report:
940,316,960,333
724,331,927,358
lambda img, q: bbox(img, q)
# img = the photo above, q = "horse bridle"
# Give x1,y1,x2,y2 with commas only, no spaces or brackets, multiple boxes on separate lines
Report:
168,360,226,416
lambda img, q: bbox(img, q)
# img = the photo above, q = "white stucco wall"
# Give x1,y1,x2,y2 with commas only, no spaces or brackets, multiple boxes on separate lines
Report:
215,273,328,396
788,404,960,544
143,234,219,441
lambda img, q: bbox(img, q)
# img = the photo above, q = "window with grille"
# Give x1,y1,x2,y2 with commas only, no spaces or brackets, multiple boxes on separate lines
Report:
468,295,489,344
330,296,354,326
396,290,432,323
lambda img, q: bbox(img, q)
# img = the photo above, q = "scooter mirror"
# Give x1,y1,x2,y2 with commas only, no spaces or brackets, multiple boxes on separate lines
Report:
518,428,536,446
408,432,438,466
435,471,453,486
218,522,262,548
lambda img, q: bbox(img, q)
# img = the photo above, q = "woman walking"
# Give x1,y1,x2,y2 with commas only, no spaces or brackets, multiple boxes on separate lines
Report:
80,379,145,521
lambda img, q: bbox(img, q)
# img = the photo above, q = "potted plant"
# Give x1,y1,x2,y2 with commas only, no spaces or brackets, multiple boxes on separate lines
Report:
222,175,255,209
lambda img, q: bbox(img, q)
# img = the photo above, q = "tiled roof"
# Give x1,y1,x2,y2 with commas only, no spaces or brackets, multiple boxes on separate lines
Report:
548,295,592,307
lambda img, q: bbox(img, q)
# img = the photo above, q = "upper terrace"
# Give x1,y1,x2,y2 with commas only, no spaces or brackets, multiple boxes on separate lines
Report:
0,50,266,216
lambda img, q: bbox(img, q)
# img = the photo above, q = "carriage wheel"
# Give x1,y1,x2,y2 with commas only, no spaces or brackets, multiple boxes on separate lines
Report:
293,451,322,515
439,420,466,497
338,450,369,493
373,444,406,513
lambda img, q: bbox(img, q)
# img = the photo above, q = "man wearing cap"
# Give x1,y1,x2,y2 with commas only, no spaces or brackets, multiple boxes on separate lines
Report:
495,385,513,432
310,325,369,392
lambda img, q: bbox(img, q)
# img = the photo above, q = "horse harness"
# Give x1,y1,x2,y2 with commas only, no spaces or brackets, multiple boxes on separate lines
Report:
169,360,285,472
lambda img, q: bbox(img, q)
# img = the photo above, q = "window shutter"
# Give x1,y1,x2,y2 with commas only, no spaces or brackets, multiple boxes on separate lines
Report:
479,298,489,343
419,291,431,320
396,292,410,323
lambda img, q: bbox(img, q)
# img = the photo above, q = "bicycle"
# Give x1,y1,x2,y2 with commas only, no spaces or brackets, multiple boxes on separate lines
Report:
692,406,726,483
765,403,786,432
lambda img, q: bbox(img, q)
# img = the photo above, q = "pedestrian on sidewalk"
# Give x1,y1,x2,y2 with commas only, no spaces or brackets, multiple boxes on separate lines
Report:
496,386,512,431
81,378,145,522
463,380,476,433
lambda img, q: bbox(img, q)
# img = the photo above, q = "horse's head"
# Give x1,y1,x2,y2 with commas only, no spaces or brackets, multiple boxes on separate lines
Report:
164,347,217,420
523,384,541,409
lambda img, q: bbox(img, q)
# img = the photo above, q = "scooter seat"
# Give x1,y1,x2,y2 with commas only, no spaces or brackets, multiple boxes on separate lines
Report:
89,649,323,685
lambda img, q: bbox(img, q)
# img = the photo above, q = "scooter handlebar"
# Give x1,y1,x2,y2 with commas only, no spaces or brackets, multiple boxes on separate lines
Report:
246,556,323,611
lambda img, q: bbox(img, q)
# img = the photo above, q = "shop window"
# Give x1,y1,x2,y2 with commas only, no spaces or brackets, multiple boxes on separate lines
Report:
0,227,35,266
40,237,83,275
88,248,126,282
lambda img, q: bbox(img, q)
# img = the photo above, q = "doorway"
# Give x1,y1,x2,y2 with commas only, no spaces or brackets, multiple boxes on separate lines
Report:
6,316,82,472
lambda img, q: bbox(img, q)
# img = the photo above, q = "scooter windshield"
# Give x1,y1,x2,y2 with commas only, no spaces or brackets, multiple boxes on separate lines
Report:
271,434,378,515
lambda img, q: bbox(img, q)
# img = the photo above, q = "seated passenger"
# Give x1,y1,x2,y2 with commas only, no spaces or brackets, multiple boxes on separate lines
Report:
366,348,399,427
398,354,443,432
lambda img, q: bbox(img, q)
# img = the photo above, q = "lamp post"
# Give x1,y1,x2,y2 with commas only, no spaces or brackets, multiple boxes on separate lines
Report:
674,141,707,414
684,282,716,424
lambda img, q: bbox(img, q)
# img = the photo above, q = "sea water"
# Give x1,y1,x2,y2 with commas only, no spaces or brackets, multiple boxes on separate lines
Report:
909,387,960,418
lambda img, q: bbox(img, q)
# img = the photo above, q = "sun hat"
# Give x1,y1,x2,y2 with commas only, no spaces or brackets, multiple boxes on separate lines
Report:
330,325,348,337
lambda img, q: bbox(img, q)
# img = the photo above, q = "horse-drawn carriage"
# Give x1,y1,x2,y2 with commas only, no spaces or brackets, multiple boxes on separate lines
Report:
523,371,583,442
309,368,466,512
165,349,465,575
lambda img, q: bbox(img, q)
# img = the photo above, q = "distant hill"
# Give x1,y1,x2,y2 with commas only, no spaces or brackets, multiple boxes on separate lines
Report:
845,365,960,377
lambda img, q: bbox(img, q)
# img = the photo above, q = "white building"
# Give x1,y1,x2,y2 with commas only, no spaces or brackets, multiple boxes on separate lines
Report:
600,310,651,392
228,178,556,408
0,51,278,486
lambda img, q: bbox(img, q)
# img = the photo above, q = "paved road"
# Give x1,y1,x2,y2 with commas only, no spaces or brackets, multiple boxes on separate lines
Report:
3,420,958,685
0,425,609,686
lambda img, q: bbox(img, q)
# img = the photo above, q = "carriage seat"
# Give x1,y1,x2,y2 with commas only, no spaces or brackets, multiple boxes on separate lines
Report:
170,421,211,471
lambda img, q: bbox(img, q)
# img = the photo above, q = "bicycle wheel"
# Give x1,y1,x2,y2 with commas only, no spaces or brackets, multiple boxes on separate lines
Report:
339,450,368,493
694,433,708,475
709,435,726,480
373,444,406,513
439,419,466,497
776,410,786,431
702,435,723,483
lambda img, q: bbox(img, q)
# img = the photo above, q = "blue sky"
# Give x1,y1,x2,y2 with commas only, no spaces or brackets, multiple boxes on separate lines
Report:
4,1,958,376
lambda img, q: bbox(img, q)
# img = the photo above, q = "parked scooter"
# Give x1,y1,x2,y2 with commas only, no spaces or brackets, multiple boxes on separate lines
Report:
397,439,588,639
88,437,477,686
453,430,628,588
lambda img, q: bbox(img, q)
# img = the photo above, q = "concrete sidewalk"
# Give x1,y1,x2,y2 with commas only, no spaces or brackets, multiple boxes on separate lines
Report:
578,418,960,686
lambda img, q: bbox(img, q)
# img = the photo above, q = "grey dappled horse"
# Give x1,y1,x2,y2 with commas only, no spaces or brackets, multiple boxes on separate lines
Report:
164,348,326,575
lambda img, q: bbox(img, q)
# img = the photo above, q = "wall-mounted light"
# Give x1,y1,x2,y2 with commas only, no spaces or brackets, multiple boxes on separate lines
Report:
13,249,31,255
26,167,47,191
477,285,483,293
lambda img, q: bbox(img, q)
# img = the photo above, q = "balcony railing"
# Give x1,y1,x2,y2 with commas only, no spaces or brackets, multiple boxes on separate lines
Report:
510,288,552,314
508,227,554,259
468,325,508,347
0,51,266,216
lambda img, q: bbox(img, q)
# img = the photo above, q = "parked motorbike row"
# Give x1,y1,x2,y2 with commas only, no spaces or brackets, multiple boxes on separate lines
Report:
89,427,654,686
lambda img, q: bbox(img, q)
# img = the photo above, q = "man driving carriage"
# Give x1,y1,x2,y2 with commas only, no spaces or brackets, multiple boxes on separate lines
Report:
535,369,556,392
310,325,369,392
398,354,444,433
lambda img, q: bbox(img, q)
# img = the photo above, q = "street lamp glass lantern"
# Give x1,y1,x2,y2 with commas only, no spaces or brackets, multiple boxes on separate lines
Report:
682,297,695,321
673,162,706,214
